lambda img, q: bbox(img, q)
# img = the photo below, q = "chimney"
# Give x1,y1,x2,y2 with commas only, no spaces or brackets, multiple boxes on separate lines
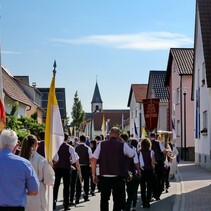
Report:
32,82,36,88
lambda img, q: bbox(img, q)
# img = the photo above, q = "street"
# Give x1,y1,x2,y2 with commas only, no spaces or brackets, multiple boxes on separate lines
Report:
55,174,179,210
55,162,211,210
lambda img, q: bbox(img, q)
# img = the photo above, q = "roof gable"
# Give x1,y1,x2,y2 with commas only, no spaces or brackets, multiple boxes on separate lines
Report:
147,70,169,103
2,66,31,106
165,48,194,86
127,84,148,106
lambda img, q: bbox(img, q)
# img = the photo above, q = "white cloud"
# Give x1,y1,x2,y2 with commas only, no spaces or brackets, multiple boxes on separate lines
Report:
2,51,22,54
51,31,193,50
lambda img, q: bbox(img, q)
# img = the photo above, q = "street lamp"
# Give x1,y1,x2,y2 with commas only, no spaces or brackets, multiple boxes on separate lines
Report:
183,89,187,161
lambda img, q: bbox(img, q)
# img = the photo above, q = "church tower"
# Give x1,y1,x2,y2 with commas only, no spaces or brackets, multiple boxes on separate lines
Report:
91,80,103,113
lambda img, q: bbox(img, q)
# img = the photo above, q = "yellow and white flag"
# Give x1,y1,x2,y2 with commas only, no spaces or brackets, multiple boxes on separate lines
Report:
141,126,146,139
101,114,106,137
45,74,64,161
45,71,64,211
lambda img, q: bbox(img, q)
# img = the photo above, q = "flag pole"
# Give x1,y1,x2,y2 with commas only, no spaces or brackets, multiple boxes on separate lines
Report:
46,60,59,211
53,60,56,77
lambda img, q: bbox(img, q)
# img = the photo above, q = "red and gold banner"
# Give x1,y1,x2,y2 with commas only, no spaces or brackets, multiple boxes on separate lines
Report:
143,98,160,132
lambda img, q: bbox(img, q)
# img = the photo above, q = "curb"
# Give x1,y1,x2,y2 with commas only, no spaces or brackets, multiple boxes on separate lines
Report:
172,170,185,211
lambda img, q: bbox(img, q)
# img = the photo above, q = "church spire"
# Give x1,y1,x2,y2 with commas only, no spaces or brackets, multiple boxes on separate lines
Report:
91,80,103,112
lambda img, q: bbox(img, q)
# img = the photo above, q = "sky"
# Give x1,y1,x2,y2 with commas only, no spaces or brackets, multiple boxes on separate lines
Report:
0,0,195,116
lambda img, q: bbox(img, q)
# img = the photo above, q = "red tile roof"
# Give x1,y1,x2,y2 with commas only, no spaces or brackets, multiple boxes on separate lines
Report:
127,84,148,106
2,66,31,106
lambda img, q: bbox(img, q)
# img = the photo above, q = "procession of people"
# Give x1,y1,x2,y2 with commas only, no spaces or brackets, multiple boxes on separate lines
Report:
0,125,179,211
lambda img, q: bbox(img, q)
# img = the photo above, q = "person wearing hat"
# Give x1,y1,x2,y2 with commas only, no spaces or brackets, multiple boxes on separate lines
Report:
91,127,135,211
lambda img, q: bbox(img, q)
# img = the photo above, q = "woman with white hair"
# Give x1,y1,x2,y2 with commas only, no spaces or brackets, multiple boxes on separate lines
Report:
20,134,55,211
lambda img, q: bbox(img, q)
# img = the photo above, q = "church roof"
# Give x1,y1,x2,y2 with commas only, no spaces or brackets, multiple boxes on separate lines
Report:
91,82,103,103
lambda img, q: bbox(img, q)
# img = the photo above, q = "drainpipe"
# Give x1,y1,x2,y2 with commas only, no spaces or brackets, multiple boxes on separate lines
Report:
180,76,183,160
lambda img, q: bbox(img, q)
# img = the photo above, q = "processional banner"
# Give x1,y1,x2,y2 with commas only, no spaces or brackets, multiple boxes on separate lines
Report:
143,98,160,132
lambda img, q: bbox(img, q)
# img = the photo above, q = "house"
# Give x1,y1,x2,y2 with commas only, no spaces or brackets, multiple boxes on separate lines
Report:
127,84,148,138
88,110,129,139
1,66,36,118
14,76,44,123
146,70,169,132
85,81,129,139
165,48,194,161
37,87,67,126
192,0,211,168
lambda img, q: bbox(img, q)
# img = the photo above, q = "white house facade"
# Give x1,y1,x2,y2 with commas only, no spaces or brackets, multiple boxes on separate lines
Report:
193,0,211,168
127,84,148,138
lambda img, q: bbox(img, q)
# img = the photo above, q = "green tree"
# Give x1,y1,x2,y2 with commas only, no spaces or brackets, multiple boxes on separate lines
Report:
6,102,45,141
71,91,85,133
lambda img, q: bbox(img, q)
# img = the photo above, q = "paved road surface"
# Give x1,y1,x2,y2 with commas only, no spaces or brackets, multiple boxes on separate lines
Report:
55,175,179,211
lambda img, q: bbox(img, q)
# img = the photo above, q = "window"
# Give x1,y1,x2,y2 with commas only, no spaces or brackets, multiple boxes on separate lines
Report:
176,120,180,137
176,88,180,104
135,109,138,118
95,105,99,111
203,110,208,129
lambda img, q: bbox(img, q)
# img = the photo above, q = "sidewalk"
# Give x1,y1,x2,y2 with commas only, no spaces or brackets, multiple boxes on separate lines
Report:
177,161,211,211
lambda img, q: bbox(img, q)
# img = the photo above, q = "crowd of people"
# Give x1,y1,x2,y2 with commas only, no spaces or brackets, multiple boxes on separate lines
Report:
0,127,178,211
91,128,179,210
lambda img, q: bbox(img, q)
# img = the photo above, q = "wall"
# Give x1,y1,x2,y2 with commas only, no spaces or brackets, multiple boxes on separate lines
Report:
194,9,211,168
4,96,27,117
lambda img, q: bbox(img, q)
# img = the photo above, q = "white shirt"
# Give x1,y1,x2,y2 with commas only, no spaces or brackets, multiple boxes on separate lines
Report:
132,146,139,164
69,144,77,164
